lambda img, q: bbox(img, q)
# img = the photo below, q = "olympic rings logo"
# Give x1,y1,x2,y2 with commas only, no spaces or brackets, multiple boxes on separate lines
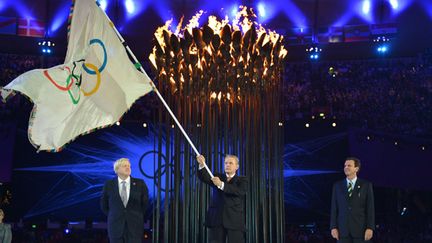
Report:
43,38,107,104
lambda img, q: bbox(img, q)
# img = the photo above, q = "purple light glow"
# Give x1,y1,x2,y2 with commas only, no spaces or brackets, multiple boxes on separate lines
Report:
280,1,308,28
388,0,414,16
49,2,70,36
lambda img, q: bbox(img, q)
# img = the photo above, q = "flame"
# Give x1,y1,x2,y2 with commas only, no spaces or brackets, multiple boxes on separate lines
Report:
170,77,176,85
210,92,217,99
175,16,184,36
208,15,229,33
279,47,288,58
232,6,255,32
186,10,204,35
150,6,287,103
206,45,212,56
190,45,198,55
149,50,157,69
197,57,202,70
154,19,172,51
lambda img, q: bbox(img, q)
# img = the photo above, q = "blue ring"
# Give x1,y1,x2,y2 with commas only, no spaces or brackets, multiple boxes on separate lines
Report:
82,39,107,75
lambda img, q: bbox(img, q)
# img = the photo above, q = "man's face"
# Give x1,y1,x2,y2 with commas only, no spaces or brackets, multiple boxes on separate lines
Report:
117,161,131,178
344,160,358,177
0,213,3,222
224,157,239,175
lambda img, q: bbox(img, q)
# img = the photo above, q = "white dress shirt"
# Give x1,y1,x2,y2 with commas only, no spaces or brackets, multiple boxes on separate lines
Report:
346,177,357,188
118,176,131,203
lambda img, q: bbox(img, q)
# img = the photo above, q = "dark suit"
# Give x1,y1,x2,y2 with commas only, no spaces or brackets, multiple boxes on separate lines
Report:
198,169,248,243
100,177,148,243
330,178,375,243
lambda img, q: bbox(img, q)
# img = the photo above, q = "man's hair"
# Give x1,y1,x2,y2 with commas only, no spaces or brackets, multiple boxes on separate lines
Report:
113,158,130,173
225,154,239,166
346,157,361,170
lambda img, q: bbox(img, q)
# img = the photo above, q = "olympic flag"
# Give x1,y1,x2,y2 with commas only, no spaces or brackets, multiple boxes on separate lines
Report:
0,0,153,151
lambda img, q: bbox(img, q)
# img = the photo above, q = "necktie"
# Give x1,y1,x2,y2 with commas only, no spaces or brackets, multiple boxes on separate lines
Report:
348,181,353,197
120,181,127,207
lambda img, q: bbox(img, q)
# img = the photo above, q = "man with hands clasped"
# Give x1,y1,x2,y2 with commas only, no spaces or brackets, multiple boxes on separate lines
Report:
330,157,375,243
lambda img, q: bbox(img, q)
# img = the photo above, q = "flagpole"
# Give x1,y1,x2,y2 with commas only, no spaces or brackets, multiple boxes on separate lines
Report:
95,1,214,178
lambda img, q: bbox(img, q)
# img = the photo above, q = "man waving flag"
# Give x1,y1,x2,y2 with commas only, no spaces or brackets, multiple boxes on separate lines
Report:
0,0,153,151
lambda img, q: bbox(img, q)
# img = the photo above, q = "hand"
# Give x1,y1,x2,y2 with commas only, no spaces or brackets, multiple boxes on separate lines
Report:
331,228,339,240
211,177,222,187
196,155,205,166
364,228,373,241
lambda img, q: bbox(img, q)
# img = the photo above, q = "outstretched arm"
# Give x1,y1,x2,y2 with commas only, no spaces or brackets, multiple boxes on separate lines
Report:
196,155,214,186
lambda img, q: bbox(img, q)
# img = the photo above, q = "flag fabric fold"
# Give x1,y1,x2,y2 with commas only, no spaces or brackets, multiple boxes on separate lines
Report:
0,0,153,151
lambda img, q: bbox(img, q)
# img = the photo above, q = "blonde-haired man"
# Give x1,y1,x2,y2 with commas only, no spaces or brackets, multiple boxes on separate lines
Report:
197,154,248,243
101,158,148,243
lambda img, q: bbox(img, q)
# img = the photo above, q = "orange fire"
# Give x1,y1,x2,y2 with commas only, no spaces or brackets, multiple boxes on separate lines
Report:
149,6,287,102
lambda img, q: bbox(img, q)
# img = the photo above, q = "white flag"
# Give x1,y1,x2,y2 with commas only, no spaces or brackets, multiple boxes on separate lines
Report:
0,0,153,151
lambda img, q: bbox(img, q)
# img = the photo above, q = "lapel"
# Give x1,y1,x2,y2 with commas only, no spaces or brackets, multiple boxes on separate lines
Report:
340,180,350,199
345,178,362,201
221,174,228,183
353,179,362,197
114,177,137,207
229,174,237,183
129,177,139,201
224,174,237,184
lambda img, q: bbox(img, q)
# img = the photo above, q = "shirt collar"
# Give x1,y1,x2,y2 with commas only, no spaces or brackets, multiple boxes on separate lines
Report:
118,176,131,184
346,177,357,185
226,173,236,179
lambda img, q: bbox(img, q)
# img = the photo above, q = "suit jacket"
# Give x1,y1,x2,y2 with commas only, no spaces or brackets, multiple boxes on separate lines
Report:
198,169,248,231
100,177,148,240
330,178,375,238
0,223,12,243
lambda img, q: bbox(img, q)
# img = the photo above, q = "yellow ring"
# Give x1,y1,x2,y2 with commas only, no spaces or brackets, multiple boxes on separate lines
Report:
81,63,101,96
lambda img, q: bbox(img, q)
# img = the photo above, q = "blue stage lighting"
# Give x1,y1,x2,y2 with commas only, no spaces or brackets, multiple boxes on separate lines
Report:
257,3,266,17
306,46,321,60
99,0,108,11
49,2,70,36
10,2,34,19
0,1,5,12
309,54,319,60
125,0,135,14
231,5,238,18
39,40,55,55
281,1,308,28
256,2,276,23
377,45,389,54
362,0,371,15
389,0,399,9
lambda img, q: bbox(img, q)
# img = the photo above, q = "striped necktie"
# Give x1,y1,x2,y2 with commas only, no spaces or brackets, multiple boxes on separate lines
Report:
347,181,353,197
120,181,127,207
